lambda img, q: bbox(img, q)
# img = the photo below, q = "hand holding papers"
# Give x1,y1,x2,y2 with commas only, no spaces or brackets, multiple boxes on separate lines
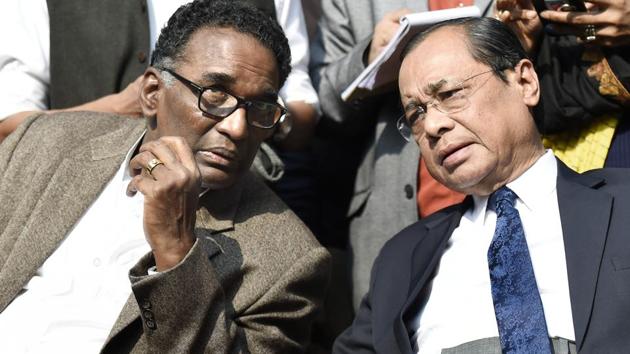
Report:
341,6,481,101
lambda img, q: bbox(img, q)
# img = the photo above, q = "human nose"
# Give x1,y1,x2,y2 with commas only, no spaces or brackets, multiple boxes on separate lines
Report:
215,106,248,140
422,106,454,140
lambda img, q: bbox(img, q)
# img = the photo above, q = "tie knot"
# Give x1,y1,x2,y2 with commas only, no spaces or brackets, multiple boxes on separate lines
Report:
489,186,517,215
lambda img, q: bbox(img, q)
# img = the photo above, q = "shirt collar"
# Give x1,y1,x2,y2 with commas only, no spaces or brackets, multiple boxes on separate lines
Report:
123,131,146,183
506,149,557,211
470,150,557,220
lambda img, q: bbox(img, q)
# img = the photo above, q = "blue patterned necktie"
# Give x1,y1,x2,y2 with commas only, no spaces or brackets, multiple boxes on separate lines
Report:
488,187,552,354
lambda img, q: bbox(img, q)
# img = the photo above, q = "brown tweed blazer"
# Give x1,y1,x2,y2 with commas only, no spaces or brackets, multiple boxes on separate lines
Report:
0,112,331,353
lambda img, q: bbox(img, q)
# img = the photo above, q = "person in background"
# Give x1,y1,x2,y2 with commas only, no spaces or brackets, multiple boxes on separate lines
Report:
497,0,629,172
0,0,318,147
334,17,630,353
0,1,330,352
310,0,493,313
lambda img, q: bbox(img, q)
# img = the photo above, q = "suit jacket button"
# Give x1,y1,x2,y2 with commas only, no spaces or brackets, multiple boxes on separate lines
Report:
142,310,154,321
404,184,414,199
146,319,157,330
141,300,152,310
137,51,147,63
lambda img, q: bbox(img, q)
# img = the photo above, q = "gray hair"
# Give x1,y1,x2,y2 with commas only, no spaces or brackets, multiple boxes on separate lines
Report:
401,17,528,82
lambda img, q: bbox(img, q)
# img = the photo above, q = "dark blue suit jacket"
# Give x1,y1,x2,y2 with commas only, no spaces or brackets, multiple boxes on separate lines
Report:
334,160,630,353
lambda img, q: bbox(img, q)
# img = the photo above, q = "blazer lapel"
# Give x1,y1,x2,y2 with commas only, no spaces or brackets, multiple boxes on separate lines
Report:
0,122,145,312
394,200,472,353
556,162,611,351
195,175,245,234
104,293,142,348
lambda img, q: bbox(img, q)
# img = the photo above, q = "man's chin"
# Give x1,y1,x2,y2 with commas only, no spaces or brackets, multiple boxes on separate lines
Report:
199,166,238,191
443,170,491,195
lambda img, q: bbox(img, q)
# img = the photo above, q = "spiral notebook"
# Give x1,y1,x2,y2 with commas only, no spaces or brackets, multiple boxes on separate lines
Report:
341,6,481,101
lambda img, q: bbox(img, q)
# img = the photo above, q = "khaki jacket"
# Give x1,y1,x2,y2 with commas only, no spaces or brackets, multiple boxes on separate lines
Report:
0,112,330,353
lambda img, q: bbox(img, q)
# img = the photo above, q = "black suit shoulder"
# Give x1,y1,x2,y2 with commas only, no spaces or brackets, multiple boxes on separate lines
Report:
583,167,630,189
367,201,469,306
377,201,469,262
333,201,470,353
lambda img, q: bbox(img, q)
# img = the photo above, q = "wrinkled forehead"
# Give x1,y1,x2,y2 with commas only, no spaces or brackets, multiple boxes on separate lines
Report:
399,28,477,97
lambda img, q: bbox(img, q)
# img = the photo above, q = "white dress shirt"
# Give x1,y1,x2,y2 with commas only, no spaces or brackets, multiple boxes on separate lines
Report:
410,150,575,353
0,134,148,353
0,0,319,119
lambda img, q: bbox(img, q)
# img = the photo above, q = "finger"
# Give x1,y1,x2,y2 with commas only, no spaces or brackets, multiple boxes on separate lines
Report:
131,74,144,86
140,139,180,165
584,2,598,11
495,9,510,21
127,174,156,198
539,9,612,25
384,8,413,21
126,177,138,197
123,75,144,93
129,150,169,179
505,8,540,20
579,29,630,46
582,0,615,6
382,26,400,42
594,25,630,38
546,23,626,45
522,9,540,19
129,152,149,177
497,0,536,13
496,0,517,11
156,136,198,175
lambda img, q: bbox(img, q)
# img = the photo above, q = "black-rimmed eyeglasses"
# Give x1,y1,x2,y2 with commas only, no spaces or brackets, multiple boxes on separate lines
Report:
163,68,286,129
397,69,494,142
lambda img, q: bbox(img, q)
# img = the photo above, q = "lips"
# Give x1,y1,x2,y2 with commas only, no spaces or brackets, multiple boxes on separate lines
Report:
437,141,473,167
197,147,238,168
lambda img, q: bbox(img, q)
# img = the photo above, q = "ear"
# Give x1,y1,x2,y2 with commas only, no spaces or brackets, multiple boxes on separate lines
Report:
513,59,540,108
139,67,162,120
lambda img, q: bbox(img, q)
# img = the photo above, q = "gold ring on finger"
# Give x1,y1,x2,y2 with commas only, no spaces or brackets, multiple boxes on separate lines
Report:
146,158,164,176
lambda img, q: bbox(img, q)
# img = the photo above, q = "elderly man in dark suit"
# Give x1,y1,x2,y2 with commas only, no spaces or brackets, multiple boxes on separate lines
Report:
0,1,329,352
334,17,630,354
311,0,494,313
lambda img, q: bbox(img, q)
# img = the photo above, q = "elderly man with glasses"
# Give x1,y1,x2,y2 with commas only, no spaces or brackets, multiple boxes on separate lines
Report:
0,1,330,353
334,17,630,354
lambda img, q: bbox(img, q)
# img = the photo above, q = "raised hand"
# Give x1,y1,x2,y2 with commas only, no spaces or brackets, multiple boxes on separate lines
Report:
367,8,413,65
107,75,145,116
539,0,630,47
127,136,202,271
496,0,544,54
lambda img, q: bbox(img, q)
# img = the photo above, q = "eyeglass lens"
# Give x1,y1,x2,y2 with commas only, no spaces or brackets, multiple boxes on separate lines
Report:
397,70,495,141
397,115,412,142
199,88,281,128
